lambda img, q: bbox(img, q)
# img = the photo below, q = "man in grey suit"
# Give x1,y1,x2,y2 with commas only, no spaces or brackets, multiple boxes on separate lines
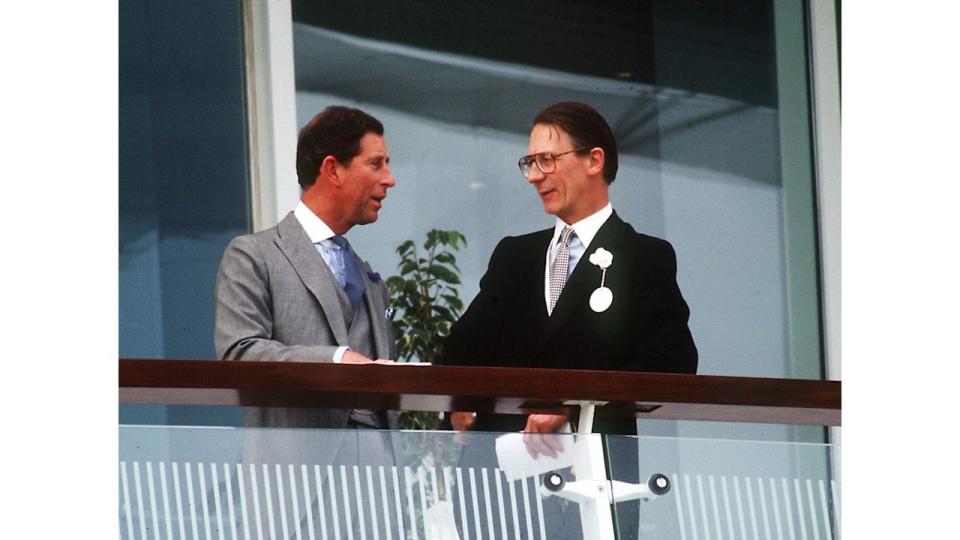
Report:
215,105,398,432
215,107,402,538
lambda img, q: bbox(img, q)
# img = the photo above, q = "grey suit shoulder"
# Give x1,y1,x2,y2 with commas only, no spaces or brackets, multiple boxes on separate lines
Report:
214,212,397,429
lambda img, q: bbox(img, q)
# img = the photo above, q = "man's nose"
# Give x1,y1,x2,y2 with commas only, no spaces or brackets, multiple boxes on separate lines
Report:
526,162,545,183
383,166,397,187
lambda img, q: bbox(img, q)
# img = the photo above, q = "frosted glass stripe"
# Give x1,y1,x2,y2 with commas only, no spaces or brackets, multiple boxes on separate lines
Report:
121,462,135,540
683,474,699,540
249,464,264,540
378,467,392,540
185,463,200,540
276,464,290,540
707,475,722,540
721,476,734,540
224,465,239,540
160,463,174,540
696,475,711,540
703,474,723,540
340,466,354,540
210,464,225,540
768,478,785,540
365,466,379,540
455,468,469,540
441,467,455,540
507,474,521,540
781,479,796,540
480,469,493,540
440,468,457,540
300,465,327,540
146,463,161,540
793,479,808,540
236,465,252,540
533,474,547,540
436,467,449,540
327,465,341,540
286,465,301,540
288,465,303,540
805,480,820,540
417,468,429,539
404,467,418,540
818,480,833,540
262,465,277,540
173,463,187,540
493,469,508,540
757,478,772,540
672,474,688,540
520,477,534,540
429,466,440,508
353,466,368,540
300,465,316,540
733,476,746,540
390,467,405,540
133,462,148,540
830,480,841,537
745,476,759,540
311,466,328,540
198,463,212,540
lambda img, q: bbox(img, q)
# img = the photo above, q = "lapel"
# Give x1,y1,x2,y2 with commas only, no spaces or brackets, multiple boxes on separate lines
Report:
535,212,630,352
274,213,350,346
357,257,391,358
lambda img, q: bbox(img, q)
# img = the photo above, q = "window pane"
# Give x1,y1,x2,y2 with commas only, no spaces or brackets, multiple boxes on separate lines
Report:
119,0,250,424
290,0,821,392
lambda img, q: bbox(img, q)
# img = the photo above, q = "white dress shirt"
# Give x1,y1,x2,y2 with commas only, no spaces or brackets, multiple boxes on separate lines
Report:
543,203,613,311
294,202,350,363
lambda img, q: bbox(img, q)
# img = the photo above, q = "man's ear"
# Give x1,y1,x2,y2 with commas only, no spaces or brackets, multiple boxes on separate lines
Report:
586,147,605,177
319,155,342,187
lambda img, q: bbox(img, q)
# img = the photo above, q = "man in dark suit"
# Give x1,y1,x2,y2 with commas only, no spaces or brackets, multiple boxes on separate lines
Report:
439,101,698,444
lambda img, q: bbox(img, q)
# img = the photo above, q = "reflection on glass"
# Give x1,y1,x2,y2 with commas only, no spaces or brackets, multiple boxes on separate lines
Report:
120,427,840,539
290,0,822,395
120,426,605,540
605,435,840,540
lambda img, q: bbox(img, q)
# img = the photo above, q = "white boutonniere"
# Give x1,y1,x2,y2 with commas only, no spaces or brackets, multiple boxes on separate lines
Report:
588,247,614,312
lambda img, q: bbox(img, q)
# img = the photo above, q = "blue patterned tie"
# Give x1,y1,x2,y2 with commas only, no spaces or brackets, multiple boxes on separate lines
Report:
331,235,367,312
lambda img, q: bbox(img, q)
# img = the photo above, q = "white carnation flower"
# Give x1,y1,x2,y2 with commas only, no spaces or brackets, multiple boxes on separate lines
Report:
588,247,613,269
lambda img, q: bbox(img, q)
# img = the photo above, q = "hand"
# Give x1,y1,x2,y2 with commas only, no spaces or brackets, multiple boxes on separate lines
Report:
341,351,374,364
373,359,396,364
450,412,477,431
522,414,569,459
450,411,477,445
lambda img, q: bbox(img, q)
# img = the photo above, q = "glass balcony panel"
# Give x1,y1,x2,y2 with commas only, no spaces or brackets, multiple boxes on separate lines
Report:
605,434,840,540
120,425,608,540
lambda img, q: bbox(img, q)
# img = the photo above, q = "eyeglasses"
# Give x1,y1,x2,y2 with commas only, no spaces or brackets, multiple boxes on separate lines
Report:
518,147,588,178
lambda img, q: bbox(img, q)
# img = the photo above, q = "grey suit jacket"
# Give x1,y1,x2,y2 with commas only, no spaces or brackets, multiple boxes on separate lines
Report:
214,212,397,430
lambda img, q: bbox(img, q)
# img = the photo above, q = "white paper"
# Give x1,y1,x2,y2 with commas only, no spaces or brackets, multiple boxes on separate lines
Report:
494,427,581,482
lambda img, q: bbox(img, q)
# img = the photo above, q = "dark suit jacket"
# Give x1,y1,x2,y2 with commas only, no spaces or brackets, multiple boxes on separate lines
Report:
438,212,697,434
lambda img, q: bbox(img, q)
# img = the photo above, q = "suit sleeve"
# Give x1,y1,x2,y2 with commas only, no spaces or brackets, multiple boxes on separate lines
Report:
629,239,698,374
214,236,341,362
436,237,510,366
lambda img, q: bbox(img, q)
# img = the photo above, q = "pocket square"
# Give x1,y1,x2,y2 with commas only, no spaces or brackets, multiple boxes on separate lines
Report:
367,271,381,282
385,305,396,320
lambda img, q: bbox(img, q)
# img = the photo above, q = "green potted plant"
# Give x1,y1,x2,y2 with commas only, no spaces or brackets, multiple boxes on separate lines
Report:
386,229,467,429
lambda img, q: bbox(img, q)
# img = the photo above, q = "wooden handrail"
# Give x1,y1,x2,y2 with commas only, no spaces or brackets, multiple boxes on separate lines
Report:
119,359,840,426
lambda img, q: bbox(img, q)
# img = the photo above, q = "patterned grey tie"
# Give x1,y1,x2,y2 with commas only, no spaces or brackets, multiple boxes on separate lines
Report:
548,226,575,315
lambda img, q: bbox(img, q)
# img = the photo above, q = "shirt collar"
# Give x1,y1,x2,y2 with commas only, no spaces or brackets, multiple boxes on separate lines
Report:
551,203,613,249
293,201,337,244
